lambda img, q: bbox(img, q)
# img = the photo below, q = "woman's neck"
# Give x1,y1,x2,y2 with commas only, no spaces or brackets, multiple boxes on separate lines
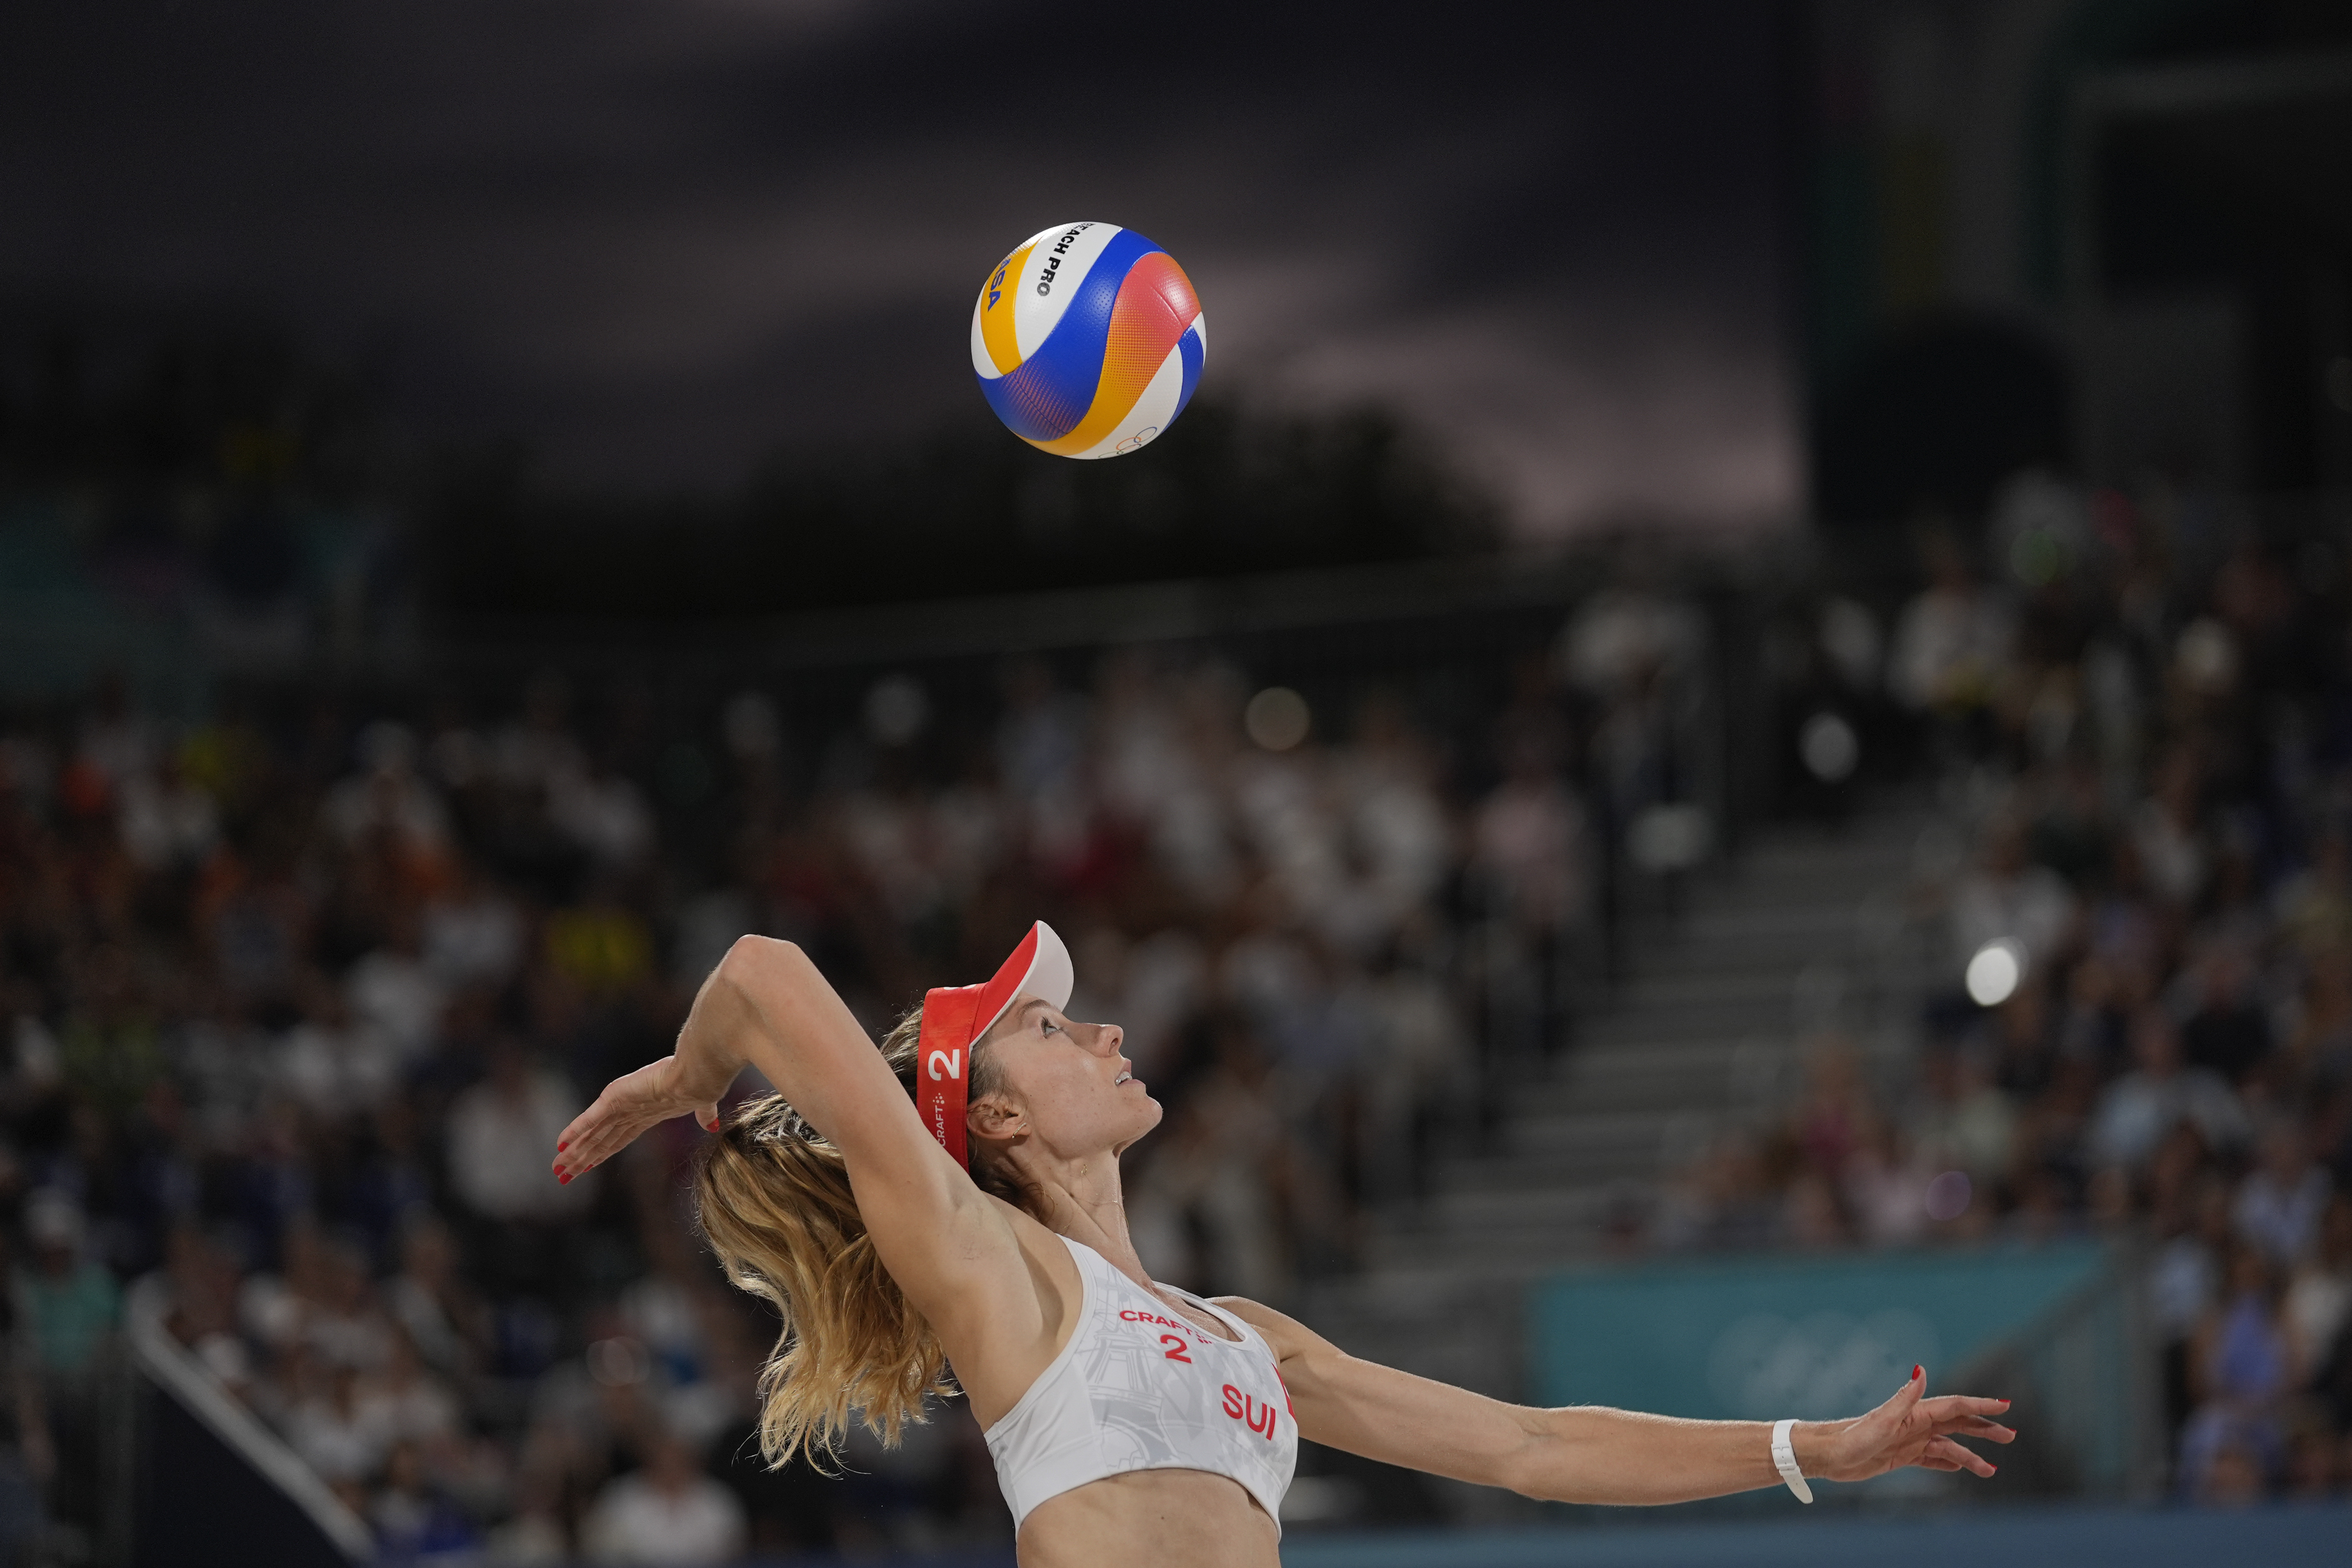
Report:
1016,1149,1154,1288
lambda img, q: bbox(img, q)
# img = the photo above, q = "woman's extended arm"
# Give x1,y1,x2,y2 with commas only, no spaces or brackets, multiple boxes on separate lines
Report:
1223,1299,2012,1505
553,936,914,1170
551,938,1032,1335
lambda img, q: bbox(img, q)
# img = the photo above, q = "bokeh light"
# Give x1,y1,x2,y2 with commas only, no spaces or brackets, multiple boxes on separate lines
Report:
1244,687,1311,751
1799,711,1859,782
1965,940,2023,1007
1924,1171,1972,1223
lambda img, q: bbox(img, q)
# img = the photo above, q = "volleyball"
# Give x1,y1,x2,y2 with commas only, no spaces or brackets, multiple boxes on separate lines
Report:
970,222,1205,459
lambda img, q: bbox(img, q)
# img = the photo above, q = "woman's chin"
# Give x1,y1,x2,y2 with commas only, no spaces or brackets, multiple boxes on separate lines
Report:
1106,1097,1164,1157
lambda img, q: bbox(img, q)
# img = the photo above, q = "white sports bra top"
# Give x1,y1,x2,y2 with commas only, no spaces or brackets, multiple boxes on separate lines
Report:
981,1235,1298,1534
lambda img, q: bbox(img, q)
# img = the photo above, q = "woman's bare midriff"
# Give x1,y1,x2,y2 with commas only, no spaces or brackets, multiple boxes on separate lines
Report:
1014,1468,1281,1568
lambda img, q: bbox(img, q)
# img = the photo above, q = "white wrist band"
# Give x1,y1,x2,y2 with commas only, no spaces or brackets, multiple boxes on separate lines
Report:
1771,1418,1814,1503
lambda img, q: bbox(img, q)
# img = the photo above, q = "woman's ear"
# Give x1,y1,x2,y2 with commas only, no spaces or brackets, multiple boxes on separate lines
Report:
968,1093,1025,1145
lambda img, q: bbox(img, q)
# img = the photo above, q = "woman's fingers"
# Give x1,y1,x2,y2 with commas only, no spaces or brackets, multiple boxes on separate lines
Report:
555,1125,622,1181
1815,1381,2013,1483
555,1107,597,1154
553,1120,592,1178
553,1104,633,1181
1926,1436,1995,1477
579,1110,638,1163
1919,1397,2015,1442
555,1098,609,1156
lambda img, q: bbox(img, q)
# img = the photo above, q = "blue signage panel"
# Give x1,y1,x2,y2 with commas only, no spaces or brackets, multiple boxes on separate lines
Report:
1529,1244,2106,1420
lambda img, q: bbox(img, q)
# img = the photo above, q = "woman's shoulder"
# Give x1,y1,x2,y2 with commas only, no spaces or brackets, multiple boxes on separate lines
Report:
1201,1295,1333,1361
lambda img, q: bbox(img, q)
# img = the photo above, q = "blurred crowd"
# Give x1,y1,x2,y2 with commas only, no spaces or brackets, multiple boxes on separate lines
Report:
1654,477,2352,1500
0,609,1653,1559
10,466,2350,1556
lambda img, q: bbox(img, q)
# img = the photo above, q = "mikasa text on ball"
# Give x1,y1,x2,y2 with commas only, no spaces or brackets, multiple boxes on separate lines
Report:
971,222,1205,459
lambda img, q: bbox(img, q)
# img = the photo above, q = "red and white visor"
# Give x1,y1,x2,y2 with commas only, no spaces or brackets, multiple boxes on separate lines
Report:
917,920,1074,1167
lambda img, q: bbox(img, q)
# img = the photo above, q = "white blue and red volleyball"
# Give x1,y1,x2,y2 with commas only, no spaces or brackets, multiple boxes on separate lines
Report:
970,222,1205,459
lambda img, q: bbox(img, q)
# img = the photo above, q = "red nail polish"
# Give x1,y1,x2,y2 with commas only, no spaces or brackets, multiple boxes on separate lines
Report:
1912,1366,1923,1381
558,1139,569,1152
558,1172,572,1185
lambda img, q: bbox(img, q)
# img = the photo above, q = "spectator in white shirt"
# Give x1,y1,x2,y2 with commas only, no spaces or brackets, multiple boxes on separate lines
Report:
448,1047,594,1222
2233,1123,2333,1269
582,1431,746,1565
1950,816,2077,975
2284,1197,2352,1384
117,754,219,870
279,991,401,1117
485,1469,570,1565
357,1330,460,1451
2133,748,2210,911
1887,534,2013,714
382,1217,485,1378
321,722,450,857
346,910,446,1067
287,1361,384,1483
2089,1009,2250,1173
422,864,526,989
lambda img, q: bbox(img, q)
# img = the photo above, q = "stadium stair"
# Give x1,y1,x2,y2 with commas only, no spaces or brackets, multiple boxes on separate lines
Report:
1305,800,1938,1420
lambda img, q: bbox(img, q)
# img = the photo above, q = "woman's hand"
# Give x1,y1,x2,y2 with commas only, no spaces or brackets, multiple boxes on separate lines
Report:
1802,1366,2015,1482
551,1054,729,1184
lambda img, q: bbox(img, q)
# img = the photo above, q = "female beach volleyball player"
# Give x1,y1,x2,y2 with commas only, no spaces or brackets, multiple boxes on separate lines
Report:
553,922,2014,1567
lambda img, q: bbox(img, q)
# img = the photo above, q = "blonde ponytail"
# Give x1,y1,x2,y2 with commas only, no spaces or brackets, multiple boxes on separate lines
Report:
693,1007,1024,1468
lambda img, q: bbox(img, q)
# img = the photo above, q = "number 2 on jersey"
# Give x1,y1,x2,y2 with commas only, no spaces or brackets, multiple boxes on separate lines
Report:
1159,1334,1192,1363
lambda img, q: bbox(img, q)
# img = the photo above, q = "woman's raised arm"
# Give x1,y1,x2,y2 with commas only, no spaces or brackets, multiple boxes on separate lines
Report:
552,937,1029,1329
554,937,906,1169
1222,1298,2013,1506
